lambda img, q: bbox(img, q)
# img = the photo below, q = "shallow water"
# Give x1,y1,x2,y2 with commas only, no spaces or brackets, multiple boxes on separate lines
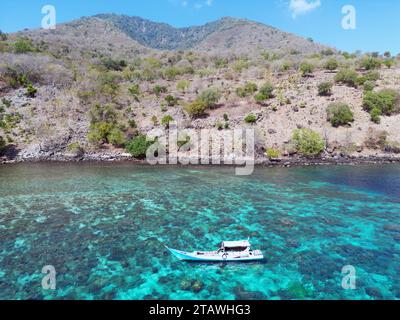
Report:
0,163,399,300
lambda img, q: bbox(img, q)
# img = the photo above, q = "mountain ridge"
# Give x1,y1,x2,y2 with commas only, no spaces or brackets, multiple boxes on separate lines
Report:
11,14,333,56
92,14,330,54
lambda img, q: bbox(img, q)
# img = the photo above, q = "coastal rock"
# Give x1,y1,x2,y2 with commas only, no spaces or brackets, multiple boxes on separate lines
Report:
383,224,400,233
192,280,204,293
286,239,300,248
180,279,204,293
233,285,267,300
158,276,170,285
17,134,72,161
180,280,192,291
366,287,383,299
17,144,42,160
277,282,313,300
279,218,295,228
3,138,400,167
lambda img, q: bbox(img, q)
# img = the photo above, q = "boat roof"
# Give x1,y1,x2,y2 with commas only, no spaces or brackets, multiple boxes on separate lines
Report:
222,240,251,248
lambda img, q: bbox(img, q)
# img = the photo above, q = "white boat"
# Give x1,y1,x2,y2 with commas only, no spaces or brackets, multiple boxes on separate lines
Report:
166,240,264,262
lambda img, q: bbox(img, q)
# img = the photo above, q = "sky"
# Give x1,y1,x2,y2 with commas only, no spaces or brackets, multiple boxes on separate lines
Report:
0,0,399,54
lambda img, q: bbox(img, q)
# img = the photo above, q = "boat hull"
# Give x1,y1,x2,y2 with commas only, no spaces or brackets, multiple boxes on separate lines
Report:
166,247,264,262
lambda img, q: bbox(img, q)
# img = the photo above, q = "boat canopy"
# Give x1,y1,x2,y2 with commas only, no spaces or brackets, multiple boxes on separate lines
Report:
222,240,251,248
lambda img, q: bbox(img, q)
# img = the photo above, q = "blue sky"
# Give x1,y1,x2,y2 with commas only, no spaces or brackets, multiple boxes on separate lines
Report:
0,0,399,54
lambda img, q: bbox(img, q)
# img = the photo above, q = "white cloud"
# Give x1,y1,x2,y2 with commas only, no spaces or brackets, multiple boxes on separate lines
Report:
289,0,321,18
175,0,213,10
168,0,189,7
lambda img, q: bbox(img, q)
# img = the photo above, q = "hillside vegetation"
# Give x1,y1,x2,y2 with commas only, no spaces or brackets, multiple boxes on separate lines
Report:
0,16,399,162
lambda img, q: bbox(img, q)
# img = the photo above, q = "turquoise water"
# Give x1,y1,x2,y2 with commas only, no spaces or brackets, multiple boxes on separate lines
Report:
0,163,399,300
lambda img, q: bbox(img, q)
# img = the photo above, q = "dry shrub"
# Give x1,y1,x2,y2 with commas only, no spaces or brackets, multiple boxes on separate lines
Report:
364,128,388,150
0,53,73,88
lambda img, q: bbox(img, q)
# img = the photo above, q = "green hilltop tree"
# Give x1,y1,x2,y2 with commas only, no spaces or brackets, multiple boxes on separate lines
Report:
324,58,339,71
176,80,190,93
197,88,222,108
14,37,36,54
126,135,155,159
291,128,325,157
299,62,315,77
255,83,274,104
185,100,207,118
327,103,354,127
161,115,174,128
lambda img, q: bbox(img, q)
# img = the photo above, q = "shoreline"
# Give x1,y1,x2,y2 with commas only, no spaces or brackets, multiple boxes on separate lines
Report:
2,153,400,168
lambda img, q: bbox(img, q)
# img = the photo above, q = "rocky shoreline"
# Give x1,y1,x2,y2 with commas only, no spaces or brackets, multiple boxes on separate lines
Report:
1,149,400,167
